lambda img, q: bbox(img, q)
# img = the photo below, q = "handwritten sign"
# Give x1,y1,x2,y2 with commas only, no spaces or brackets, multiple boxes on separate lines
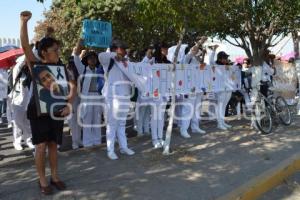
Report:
126,63,242,98
82,19,112,48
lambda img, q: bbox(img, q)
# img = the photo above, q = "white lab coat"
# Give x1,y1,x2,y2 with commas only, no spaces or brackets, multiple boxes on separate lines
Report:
8,55,32,145
99,52,133,152
73,54,103,147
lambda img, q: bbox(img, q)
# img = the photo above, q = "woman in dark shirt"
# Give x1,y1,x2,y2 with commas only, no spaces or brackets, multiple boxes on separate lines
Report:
20,11,76,195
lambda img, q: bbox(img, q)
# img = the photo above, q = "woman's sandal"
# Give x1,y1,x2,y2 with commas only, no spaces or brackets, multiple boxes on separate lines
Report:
38,181,53,195
50,178,66,190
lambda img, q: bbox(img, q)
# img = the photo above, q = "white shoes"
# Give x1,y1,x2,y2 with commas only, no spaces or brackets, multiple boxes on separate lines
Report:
26,141,35,149
217,124,228,130
107,151,119,160
120,148,135,156
13,143,23,151
152,140,163,149
192,127,206,134
180,130,191,138
7,123,12,129
223,122,232,128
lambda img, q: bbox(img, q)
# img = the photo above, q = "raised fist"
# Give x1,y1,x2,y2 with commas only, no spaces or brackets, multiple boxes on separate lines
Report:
20,11,32,23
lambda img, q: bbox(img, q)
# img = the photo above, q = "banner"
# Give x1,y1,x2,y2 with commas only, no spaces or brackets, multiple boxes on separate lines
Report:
127,63,241,98
82,19,112,48
273,60,298,103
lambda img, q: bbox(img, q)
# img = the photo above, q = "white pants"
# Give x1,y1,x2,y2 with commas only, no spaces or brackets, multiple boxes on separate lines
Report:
190,93,205,131
150,100,166,143
105,98,131,153
12,105,32,145
178,95,196,132
6,97,13,124
12,121,24,145
136,103,151,134
68,96,82,148
81,98,104,147
216,91,232,125
240,89,251,110
178,93,204,132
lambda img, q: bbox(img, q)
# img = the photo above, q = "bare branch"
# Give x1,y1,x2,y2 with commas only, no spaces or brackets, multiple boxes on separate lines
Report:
234,38,242,46
269,36,285,47
224,38,242,47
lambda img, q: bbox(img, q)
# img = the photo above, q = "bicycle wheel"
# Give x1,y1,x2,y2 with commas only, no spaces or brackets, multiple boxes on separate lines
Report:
253,99,273,134
275,96,292,125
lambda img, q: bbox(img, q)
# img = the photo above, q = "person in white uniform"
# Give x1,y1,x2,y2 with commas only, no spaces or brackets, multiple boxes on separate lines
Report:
8,55,34,150
73,41,103,148
260,50,275,97
214,51,233,130
179,45,206,138
135,47,154,136
148,43,170,148
98,39,136,160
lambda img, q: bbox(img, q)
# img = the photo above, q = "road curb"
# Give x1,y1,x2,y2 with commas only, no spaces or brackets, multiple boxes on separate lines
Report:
217,152,300,200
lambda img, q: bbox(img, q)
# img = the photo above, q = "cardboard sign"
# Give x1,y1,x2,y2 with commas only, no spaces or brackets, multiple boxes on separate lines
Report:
82,19,112,48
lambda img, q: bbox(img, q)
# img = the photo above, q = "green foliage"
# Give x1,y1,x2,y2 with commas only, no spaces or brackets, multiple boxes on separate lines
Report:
200,0,300,64
35,0,208,61
35,0,300,64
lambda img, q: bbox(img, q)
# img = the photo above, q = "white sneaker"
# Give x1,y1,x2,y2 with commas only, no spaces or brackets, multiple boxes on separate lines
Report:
223,122,232,128
120,148,135,156
180,130,191,138
192,127,206,134
153,141,163,149
159,139,165,147
217,124,228,130
7,123,12,129
13,143,23,151
26,141,35,149
107,151,119,160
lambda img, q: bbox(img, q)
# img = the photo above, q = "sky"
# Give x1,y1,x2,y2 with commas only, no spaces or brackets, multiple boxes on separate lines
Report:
0,0,52,41
0,0,294,58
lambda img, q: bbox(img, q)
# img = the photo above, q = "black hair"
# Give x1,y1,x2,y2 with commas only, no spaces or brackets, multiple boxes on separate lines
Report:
185,46,191,55
81,51,99,66
33,65,54,84
37,37,60,59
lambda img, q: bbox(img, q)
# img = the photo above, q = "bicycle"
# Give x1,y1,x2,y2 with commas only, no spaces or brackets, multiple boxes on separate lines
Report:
252,84,292,134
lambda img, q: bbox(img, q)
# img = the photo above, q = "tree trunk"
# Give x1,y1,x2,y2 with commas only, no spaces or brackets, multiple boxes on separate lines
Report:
292,31,299,59
251,40,264,66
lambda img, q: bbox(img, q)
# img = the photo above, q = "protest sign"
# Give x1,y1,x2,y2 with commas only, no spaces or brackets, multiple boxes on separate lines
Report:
273,60,297,103
125,62,242,98
82,19,112,48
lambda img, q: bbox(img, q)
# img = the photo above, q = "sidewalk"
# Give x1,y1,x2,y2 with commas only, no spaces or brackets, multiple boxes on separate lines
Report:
1,115,300,200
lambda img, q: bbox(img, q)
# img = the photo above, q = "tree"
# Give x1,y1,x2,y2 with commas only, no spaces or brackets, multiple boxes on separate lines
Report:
34,0,209,61
199,0,300,65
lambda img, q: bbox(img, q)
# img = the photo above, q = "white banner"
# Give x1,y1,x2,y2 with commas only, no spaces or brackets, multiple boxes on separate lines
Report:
127,62,241,98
